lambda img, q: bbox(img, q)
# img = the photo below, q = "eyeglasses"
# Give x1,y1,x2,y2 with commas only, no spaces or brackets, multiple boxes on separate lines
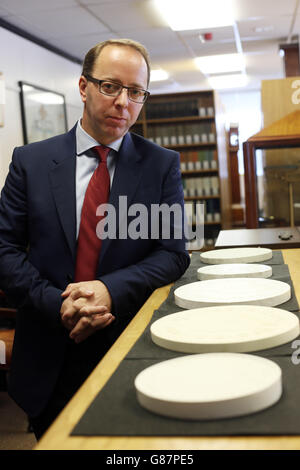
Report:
84,74,150,103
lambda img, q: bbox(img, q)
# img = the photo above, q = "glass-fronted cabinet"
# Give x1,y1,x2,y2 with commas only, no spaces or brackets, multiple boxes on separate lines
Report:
243,110,300,228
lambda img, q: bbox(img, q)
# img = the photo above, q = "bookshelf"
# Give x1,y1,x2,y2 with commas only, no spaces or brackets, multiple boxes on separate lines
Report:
132,90,231,249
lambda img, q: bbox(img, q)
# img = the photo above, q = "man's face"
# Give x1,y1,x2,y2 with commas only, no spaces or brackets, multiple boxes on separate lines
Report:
79,45,148,145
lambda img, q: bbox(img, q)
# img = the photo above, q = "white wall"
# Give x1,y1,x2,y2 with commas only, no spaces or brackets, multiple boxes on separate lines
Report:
219,89,262,175
219,88,263,204
0,27,82,188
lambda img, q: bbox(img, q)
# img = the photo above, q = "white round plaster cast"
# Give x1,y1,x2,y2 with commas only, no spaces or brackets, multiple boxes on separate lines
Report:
150,305,299,353
200,247,272,264
197,263,272,280
135,353,282,420
174,278,291,309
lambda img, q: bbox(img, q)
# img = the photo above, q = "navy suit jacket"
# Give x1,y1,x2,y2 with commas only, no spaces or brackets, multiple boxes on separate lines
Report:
0,125,189,416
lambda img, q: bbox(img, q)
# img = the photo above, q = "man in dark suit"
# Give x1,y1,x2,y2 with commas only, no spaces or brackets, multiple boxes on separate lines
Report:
0,39,189,439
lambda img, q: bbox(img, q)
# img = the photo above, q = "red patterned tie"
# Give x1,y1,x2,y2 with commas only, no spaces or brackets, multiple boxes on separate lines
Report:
75,145,110,282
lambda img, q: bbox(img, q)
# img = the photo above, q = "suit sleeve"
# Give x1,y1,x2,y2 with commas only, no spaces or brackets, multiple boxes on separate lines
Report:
99,151,190,317
0,148,63,326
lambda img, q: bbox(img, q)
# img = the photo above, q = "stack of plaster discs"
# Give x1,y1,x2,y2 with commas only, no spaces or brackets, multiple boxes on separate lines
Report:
198,248,273,279
175,247,290,309
134,247,294,420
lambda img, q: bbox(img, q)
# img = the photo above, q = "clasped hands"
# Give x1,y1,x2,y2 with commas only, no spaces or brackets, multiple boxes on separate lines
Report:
60,280,115,344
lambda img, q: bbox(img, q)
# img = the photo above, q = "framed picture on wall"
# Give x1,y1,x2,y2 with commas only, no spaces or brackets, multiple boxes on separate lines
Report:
18,81,68,144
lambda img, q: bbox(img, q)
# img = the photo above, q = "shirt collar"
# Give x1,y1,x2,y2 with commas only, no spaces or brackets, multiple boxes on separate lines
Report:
76,119,124,155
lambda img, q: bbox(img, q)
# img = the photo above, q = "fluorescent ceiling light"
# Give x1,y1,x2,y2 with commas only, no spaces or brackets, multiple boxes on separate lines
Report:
150,69,169,81
208,74,248,90
195,53,245,74
154,0,234,30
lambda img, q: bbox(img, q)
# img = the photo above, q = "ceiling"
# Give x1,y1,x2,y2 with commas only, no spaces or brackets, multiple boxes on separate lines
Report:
0,0,298,94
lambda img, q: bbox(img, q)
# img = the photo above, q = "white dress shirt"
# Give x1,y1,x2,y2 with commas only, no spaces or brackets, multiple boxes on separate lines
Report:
75,120,124,238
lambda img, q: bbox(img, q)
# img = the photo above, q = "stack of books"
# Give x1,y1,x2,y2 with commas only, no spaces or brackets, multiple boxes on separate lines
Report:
147,123,216,147
146,100,214,119
183,176,220,198
180,150,218,171
184,199,221,225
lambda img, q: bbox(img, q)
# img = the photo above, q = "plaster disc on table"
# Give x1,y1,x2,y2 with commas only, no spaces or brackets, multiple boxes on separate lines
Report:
200,247,272,264
150,305,299,353
197,263,272,280
174,278,291,309
135,353,282,420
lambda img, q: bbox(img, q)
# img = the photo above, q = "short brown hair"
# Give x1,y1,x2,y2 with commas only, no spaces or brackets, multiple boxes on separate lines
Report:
82,38,151,87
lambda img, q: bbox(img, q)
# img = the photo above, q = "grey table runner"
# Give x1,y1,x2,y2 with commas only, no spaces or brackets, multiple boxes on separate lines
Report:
72,356,300,436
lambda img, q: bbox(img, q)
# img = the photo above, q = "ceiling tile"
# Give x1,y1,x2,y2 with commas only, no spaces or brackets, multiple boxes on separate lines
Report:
148,46,190,62
118,27,181,51
179,26,236,42
0,0,77,14
79,0,137,3
190,42,238,57
245,49,284,79
49,32,115,59
1,14,54,40
181,28,237,57
17,6,110,37
116,26,177,45
0,5,12,17
237,15,291,41
232,0,296,20
86,1,162,30
116,27,189,63
290,14,300,34
243,38,283,54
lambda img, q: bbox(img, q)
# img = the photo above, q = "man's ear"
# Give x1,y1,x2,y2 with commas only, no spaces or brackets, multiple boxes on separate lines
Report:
79,75,87,103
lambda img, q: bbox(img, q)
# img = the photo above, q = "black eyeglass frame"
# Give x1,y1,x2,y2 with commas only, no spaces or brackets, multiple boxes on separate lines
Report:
84,74,150,103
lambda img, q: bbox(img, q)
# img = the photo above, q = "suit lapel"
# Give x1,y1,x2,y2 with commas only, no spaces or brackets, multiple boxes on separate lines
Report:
98,133,143,265
48,129,143,270
49,126,77,261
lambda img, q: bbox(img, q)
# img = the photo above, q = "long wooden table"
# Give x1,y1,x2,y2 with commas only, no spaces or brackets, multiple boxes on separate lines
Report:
35,249,300,450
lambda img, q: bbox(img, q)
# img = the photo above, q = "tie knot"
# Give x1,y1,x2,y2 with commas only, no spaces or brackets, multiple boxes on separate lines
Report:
93,145,110,163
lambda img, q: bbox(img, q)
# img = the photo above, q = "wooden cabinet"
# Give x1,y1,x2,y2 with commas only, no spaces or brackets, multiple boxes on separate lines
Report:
131,90,231,249
243,110,300,228
261,77,300,127
243,78,300,229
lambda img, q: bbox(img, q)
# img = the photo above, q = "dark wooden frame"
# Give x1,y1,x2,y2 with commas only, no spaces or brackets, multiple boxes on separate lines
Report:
243,134,300,228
